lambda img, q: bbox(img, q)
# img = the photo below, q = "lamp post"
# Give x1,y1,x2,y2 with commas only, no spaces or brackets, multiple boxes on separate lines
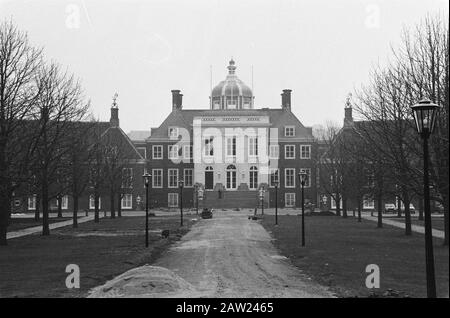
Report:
194,184,199,215
411,99,441,298
274,181,279,225
179,179,184,226
298,172,308,247
142,172,151,248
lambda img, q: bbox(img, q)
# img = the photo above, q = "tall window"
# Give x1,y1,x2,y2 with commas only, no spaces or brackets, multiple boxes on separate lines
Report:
285,145,295,159
300,145,311,159
226,165,237,189
152,169,163,188
121,194,133,209
168,193,178,207
226,136,236,157
183,145,192,160
285,193,296,207
363,196,374,209
168,169,178,188
62,195,69,210
204,137,214,157
299,168,311,188
248,137,258,157
122,168,133,188
168,145,179,159
152,145,163,159
249,166,258,189
285,168,295,188
269,145,279,159
285,126,295,137
184,169,193,187
28,195,37,210
270,169,279,187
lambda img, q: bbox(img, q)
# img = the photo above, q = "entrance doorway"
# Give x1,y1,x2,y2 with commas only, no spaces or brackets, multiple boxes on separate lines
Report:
205,166,214,190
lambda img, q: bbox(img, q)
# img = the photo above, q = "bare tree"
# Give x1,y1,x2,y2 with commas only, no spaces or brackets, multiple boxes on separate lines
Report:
0,21,42,245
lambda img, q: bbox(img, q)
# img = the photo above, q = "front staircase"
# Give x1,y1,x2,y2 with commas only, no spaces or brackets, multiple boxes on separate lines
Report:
200,190,269,209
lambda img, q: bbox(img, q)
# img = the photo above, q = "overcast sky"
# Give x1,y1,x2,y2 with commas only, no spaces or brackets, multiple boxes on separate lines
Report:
1,0,448,133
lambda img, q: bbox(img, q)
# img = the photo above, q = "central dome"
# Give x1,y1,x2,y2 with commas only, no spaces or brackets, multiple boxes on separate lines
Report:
210,59,254,110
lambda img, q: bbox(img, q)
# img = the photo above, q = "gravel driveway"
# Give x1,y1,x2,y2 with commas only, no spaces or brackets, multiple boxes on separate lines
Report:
151,210,333,298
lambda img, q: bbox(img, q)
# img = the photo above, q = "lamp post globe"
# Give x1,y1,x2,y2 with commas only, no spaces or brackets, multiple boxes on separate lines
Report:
410,99,441,298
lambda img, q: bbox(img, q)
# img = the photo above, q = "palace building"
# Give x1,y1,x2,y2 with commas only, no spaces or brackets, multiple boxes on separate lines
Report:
132,59,318,209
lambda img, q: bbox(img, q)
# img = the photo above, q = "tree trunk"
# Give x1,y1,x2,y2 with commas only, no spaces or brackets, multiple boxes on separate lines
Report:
34,194,40,221
403,190,412,236
42,183,50,236
94,192,100,223
397,196,402,218
73,195,78,228
377,193,383,228
335,197,341,216
342,197,348,218
110,190,115,219
117,193,122,218
357,200,362,223
418,197,424,221
443,195,449,246
0,191,11,246
57,195,62,218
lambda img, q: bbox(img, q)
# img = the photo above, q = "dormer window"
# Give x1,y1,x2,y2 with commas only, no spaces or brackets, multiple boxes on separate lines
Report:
168,127,178,139
285,126,295,137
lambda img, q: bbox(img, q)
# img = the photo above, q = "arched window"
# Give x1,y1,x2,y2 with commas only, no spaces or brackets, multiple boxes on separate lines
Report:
205,166,213,171
226,165,237,189
249,166,258,190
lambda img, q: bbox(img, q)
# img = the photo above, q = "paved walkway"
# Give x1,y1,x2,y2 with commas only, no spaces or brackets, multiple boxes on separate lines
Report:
7,215,101,240
361,215,445,239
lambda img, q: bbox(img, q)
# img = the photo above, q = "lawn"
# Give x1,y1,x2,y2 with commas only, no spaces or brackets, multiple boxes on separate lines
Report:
261,215,449,298
0,215,197,298
390,216,445,231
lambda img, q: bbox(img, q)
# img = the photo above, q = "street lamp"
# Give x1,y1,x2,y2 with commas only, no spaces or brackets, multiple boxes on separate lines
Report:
179,179,184,226
194,184,199,215
274,181,279,225
298,172,308,247
411,99,441,298
142,172,151,248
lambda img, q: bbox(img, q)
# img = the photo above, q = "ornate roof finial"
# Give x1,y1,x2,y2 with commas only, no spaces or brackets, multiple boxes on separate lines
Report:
112,92,119,108
227,58,236,75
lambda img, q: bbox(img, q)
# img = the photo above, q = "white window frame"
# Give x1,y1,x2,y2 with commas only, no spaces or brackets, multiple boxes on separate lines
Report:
285,193,296,207
285,126,295,137
248,137,258,157
61,195,69,210
137,147,147,159
226,136,237,157
152,169,163,188
363,197,375,209
249,166,258,190
28,195,37,210
168,145,179,159
204,138,214,157
184,169,193,187
285,145,295,159
121,194,133,209
183,145,192,160
89,195,102,209
269,145,279,159
152,145,163,159
168,127,178,139
285,168,296,188
168,193,179,207
300,145,311,159
168,169,179,188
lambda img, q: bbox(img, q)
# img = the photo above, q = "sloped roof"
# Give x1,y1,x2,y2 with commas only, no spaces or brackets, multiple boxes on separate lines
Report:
127,130,151,141
147,108,314,140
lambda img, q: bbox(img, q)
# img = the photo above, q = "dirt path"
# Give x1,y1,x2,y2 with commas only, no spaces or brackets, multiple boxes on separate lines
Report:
149,210,332,298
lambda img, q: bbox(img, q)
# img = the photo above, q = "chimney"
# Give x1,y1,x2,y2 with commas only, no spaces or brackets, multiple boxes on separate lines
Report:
110,106,119,127
172,90,183,111
281,89,292,111
343,95,354,128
